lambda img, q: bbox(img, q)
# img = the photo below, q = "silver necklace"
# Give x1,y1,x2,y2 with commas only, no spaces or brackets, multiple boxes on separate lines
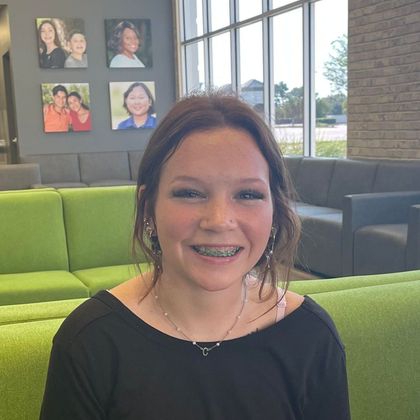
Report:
153,284,248,357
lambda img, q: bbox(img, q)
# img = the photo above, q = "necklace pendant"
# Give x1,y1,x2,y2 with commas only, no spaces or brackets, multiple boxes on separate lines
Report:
201,347,209,357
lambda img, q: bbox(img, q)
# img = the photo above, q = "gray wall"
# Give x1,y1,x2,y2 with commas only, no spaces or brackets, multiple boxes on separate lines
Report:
4,0,175,157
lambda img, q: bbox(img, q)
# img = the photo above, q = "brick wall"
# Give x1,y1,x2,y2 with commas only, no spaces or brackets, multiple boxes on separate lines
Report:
347,0,420,159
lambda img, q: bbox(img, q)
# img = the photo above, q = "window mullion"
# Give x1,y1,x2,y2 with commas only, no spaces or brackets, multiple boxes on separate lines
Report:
303,1,315,156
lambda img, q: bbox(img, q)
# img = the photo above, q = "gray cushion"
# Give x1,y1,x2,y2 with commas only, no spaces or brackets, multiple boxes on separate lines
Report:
21,154,81,183
326,159,378,209
128,150,144,181
354,224,408,275
294,202,339,217
283,157,302,184
79,152,130,184
32,182,88,189
88,180,137,187
297,212,343,277
294,158,336,206
0,164,41,190
373,162,420,193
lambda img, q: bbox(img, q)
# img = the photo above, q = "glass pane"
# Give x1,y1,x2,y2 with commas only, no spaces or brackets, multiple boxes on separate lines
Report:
185,41,205,93
314,0,348,158
272,0,294,8
272,9,303,156
239,22,264,115
184,0,203,39
209,0,230,31
210,32,232,90
238,0,262,21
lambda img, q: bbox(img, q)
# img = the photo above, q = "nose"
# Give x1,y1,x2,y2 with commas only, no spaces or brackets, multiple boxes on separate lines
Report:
199,197,237,232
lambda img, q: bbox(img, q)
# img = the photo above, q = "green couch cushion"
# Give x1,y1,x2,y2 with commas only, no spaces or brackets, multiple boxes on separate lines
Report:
310,280,420,420
0,271,89,305
73,262,149,295
289,269,420,295
59,186,143,271
0,190,69,274
0,297,87,325
0,318,64,420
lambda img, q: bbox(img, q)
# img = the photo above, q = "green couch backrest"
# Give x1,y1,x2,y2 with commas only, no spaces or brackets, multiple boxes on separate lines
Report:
1,279,419,419
59,186,141,271
0,318,64,420
0,190,69,274
310,280,420,420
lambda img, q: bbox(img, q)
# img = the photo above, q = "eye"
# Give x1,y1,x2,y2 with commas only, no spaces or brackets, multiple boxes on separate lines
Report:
238,190,265,200
172,189,205,199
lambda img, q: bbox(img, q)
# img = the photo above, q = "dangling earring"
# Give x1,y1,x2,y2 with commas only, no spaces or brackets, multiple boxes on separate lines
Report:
144,217,162,257
264,226,277,270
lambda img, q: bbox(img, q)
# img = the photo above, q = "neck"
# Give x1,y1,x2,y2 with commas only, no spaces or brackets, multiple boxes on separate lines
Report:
71,52,83,61
122,51,134,59
133,114,147,126
155,273,247,341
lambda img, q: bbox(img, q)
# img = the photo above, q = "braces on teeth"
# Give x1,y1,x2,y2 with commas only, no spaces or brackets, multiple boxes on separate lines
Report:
193,246,240,257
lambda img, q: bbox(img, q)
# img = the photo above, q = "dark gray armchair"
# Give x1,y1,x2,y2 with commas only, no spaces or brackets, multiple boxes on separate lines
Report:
349,192,420,275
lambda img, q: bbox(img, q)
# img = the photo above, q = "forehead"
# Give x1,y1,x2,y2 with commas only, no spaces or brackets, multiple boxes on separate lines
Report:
54,91,66,97
162,127,269,180
41,23,54,31
70,33,85,41
122,27,137,37
128,86,146,96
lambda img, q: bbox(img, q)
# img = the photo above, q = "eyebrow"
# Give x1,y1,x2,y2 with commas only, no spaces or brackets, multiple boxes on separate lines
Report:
169,175,269,185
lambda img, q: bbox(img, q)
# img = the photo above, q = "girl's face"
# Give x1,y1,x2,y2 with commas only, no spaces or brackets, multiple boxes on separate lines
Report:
40,23,56,46
125,86,151,117
69,34,87,55
120,27,140,55
153,127,274,293
67,95,81,112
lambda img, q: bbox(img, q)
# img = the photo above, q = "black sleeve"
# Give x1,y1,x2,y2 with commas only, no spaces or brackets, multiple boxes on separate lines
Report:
303,342,351,420
39,341,106,420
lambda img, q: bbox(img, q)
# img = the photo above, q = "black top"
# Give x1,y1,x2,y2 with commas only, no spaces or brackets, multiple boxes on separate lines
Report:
39,47,66,68
40,291,350,420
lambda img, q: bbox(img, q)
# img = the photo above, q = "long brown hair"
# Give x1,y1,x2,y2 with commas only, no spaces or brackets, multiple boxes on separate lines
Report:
133,93,300,299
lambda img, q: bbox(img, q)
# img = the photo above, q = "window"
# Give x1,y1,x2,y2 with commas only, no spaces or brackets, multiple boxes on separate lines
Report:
177,0,348,157
272,8,303,155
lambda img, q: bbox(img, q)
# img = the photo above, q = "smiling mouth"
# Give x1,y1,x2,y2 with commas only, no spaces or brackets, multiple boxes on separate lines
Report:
192,246,242,257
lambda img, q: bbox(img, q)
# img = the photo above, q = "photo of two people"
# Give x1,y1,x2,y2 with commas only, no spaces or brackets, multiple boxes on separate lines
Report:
36,18,87,68
41,83,91,133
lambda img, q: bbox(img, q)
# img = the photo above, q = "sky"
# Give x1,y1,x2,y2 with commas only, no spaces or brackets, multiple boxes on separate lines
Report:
198,0,348,98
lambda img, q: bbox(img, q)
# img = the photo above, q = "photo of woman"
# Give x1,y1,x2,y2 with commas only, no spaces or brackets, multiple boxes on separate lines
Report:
67,91,91,131
36,18,87,69
37,20,66,68
105,19,152,68
109,81,156,130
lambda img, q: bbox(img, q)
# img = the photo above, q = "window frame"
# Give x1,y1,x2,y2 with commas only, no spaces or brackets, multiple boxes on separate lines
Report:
174,0,342,157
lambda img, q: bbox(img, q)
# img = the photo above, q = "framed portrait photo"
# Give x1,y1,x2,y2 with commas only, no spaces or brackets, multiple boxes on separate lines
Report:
105,19,152,68
109,81,156,130
41,82,92,133
36,18,88,69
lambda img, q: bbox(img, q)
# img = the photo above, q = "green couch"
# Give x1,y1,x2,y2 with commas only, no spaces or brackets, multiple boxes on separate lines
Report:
0,186,147,305
1,274,419,420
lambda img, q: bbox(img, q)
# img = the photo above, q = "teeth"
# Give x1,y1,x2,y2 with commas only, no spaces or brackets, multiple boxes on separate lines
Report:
192,246,241,257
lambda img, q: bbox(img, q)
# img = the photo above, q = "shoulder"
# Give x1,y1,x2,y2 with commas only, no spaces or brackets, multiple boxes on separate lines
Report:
53,292,115,349
52,47,66,58
117,116,133,129
294,295,345,353
110,54,124,66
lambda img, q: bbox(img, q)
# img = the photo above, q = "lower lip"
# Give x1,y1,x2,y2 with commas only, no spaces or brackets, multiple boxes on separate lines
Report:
190,247,243,264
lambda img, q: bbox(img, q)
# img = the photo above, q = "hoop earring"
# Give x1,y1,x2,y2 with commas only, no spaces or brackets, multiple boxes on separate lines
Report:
144,218,162,257
264,226,277,270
